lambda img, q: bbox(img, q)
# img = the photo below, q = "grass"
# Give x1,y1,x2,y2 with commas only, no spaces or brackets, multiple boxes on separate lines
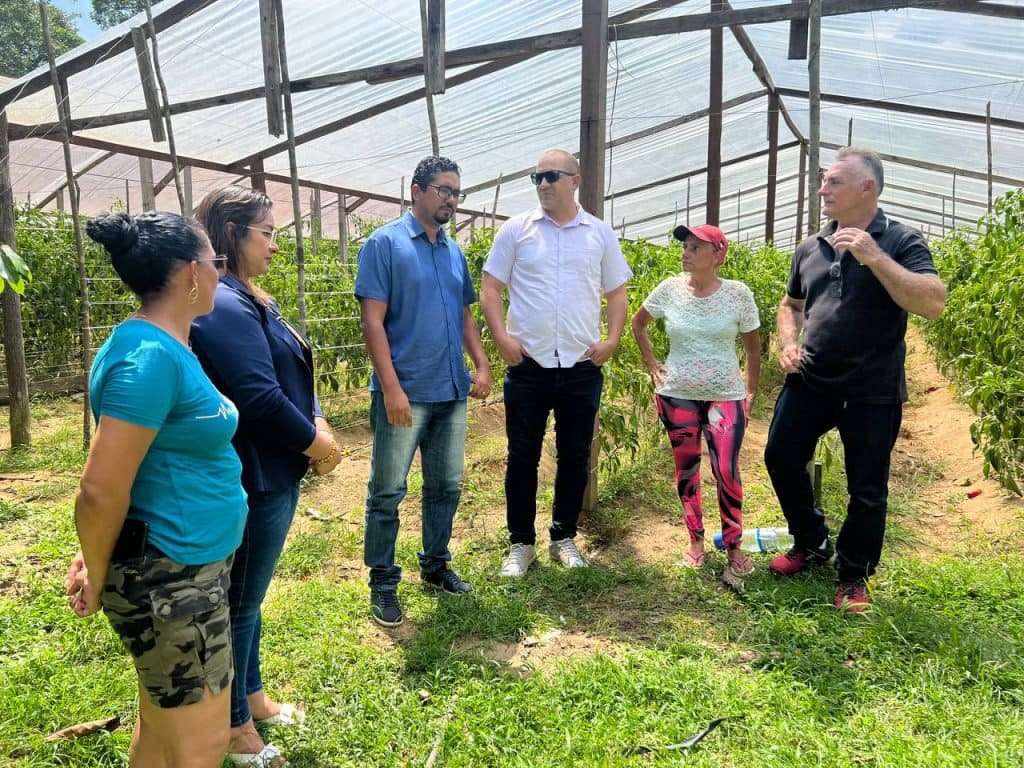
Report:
1,398,1023,767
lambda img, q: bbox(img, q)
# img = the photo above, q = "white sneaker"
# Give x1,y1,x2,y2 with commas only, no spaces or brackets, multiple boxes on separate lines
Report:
499,544,536,578
548,538,589,569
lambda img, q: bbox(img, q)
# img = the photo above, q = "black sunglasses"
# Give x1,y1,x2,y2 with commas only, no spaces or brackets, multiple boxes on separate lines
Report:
530,169,577,186
829,259,843,298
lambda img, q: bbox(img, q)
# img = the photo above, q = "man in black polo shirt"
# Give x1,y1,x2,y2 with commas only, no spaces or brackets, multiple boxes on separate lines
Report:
764,147,946,612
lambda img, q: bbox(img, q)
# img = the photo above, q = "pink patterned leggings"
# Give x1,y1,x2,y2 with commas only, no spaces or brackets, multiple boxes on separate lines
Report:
655,394,746,548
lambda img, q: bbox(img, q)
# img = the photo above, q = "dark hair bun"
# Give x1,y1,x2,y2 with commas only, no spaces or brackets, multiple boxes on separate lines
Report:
86,212,139,256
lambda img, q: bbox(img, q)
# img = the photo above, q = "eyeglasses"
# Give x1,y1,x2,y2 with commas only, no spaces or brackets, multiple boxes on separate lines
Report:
828,259,843,298
426,184,466,203
245,225,278,245
530,169,577,186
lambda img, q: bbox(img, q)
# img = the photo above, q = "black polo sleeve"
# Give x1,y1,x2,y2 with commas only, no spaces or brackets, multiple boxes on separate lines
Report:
787,241,807,299
893,227,938,276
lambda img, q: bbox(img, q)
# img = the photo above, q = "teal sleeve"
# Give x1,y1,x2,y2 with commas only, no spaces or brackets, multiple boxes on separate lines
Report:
97,343,180,430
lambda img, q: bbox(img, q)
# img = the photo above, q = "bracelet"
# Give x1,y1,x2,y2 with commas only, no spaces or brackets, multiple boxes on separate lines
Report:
313,446,338,466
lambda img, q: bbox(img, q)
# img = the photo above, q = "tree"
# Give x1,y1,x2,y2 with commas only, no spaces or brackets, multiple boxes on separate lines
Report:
0,0,83,78
91,0,166,30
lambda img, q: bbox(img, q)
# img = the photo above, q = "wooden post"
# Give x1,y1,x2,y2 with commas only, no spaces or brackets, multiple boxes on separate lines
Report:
130,26,166,142
951,170,957,229
182,165,192,216
272,0,306,333
125,178,131,214
941,196,946,235
787,0,809,59
338,192,348,265
686,177,691,225
250,158,267,193
310,187,321,258
0,111,31,447
796,143,806,240
578,0,608,218
986,101,993,214
400,176,407,214
55,188,65,212
143,0,186,214
579,0,609,513
847,116,853,146
765,92,780,243
419,0,444,154
491,173,502,231
39,2,91,445
736,186,742,236
258,0,284,136
469,215,475,241
706,0,724,225
807,0,822,230
139,157,156,211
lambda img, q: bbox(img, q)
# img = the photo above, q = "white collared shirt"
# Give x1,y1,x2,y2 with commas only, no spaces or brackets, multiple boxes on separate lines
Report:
484,205,632,368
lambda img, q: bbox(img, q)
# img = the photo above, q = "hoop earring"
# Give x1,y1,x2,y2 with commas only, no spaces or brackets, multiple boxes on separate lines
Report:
188,276,199,305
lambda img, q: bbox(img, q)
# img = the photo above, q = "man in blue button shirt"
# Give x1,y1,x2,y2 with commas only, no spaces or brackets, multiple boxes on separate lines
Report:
356,156,491,627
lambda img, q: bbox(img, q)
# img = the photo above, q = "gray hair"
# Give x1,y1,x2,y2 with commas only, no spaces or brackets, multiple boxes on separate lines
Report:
836,146,884,194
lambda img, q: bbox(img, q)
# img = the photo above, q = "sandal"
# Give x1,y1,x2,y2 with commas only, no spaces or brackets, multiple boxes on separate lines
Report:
227,744,288,767
255,703,305,728
676,550,706,569
721,551,755,592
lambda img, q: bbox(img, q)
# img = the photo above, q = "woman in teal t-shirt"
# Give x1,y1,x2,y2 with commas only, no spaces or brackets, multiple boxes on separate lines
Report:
64,211,246,768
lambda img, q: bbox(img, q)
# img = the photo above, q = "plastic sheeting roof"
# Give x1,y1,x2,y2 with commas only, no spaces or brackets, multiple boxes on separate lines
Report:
4,0,1023,246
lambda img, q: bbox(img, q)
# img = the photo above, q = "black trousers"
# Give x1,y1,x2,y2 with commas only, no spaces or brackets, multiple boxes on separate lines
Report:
503,357,603,545
763,376,902,581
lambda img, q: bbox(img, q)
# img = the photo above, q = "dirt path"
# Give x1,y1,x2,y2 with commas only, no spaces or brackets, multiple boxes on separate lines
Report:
893,327,1023,554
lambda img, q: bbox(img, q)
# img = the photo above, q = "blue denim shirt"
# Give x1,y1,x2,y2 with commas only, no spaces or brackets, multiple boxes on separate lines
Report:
355,212,476,402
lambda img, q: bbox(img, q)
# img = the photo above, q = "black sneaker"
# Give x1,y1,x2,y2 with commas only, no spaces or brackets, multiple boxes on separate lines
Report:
421,567,472,595
370,589,403,627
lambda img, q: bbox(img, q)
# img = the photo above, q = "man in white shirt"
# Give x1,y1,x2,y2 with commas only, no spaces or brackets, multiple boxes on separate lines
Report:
481,149,632,577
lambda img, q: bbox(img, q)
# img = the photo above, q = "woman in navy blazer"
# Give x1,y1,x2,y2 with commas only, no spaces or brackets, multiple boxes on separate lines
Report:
191,186,340,765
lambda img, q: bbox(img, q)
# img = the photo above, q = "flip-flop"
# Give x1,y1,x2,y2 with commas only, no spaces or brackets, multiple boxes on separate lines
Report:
676,550,706,569
227,743,288,767
255,703,305,728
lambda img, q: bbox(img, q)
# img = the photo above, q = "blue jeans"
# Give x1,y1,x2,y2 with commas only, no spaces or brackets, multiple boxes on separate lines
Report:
229,483,300,727
364,391,467,591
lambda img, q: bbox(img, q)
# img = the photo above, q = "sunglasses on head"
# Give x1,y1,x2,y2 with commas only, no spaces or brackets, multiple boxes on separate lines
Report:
530,169,576,186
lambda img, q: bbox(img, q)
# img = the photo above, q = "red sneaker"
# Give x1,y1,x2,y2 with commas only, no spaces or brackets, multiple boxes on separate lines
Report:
834,581,870,613
769,540,834,576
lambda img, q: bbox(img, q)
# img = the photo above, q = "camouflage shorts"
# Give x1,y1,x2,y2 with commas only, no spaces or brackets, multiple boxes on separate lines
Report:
102,550,233,709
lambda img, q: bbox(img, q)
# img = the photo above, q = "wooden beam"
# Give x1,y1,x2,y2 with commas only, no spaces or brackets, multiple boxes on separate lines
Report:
13,0,1021,137
9,0,691,138
425,0,446,95
153,165,176,196
39,0,91,446
33,149,114,209
250,158,267,193
819,141,1024,187
775,87,1024,132
139,157,156,211
182,165,192,216
788,0,809,59
807,0,822,230
766,92,780,243
258,0,284,137
1,111,31,447
346,196,369,213
609,140,800,200
273,0,306,333
337,192,348,265
986,101,993,213
796,143,806,239
130,26,166,142
579,0,609,219
706,0,724,225
462,90,766,197
420,0,441,154
722,1,806,143
0,0,221,111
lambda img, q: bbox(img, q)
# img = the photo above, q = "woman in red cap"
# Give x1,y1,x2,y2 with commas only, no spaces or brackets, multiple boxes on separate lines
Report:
631,224,761,589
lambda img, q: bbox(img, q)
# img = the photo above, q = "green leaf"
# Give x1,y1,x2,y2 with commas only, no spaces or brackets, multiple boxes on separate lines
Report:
0,243,33,295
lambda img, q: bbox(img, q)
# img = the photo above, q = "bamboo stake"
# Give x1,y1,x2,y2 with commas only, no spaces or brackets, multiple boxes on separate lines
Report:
143,0,186,213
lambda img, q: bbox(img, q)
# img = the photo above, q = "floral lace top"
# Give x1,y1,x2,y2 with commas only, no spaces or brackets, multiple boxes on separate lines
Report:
642,274,760,401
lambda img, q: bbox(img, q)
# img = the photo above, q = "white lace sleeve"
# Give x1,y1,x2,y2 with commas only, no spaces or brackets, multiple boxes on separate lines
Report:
642,278,674,319
737,283,760,333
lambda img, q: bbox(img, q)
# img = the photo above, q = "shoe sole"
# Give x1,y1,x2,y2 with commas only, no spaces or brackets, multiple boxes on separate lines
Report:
371,613,404,628
500,558,536,578
422,581,472,595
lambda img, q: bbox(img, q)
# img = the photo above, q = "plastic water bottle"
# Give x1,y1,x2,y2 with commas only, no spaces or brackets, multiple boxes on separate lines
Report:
713,527,793,553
